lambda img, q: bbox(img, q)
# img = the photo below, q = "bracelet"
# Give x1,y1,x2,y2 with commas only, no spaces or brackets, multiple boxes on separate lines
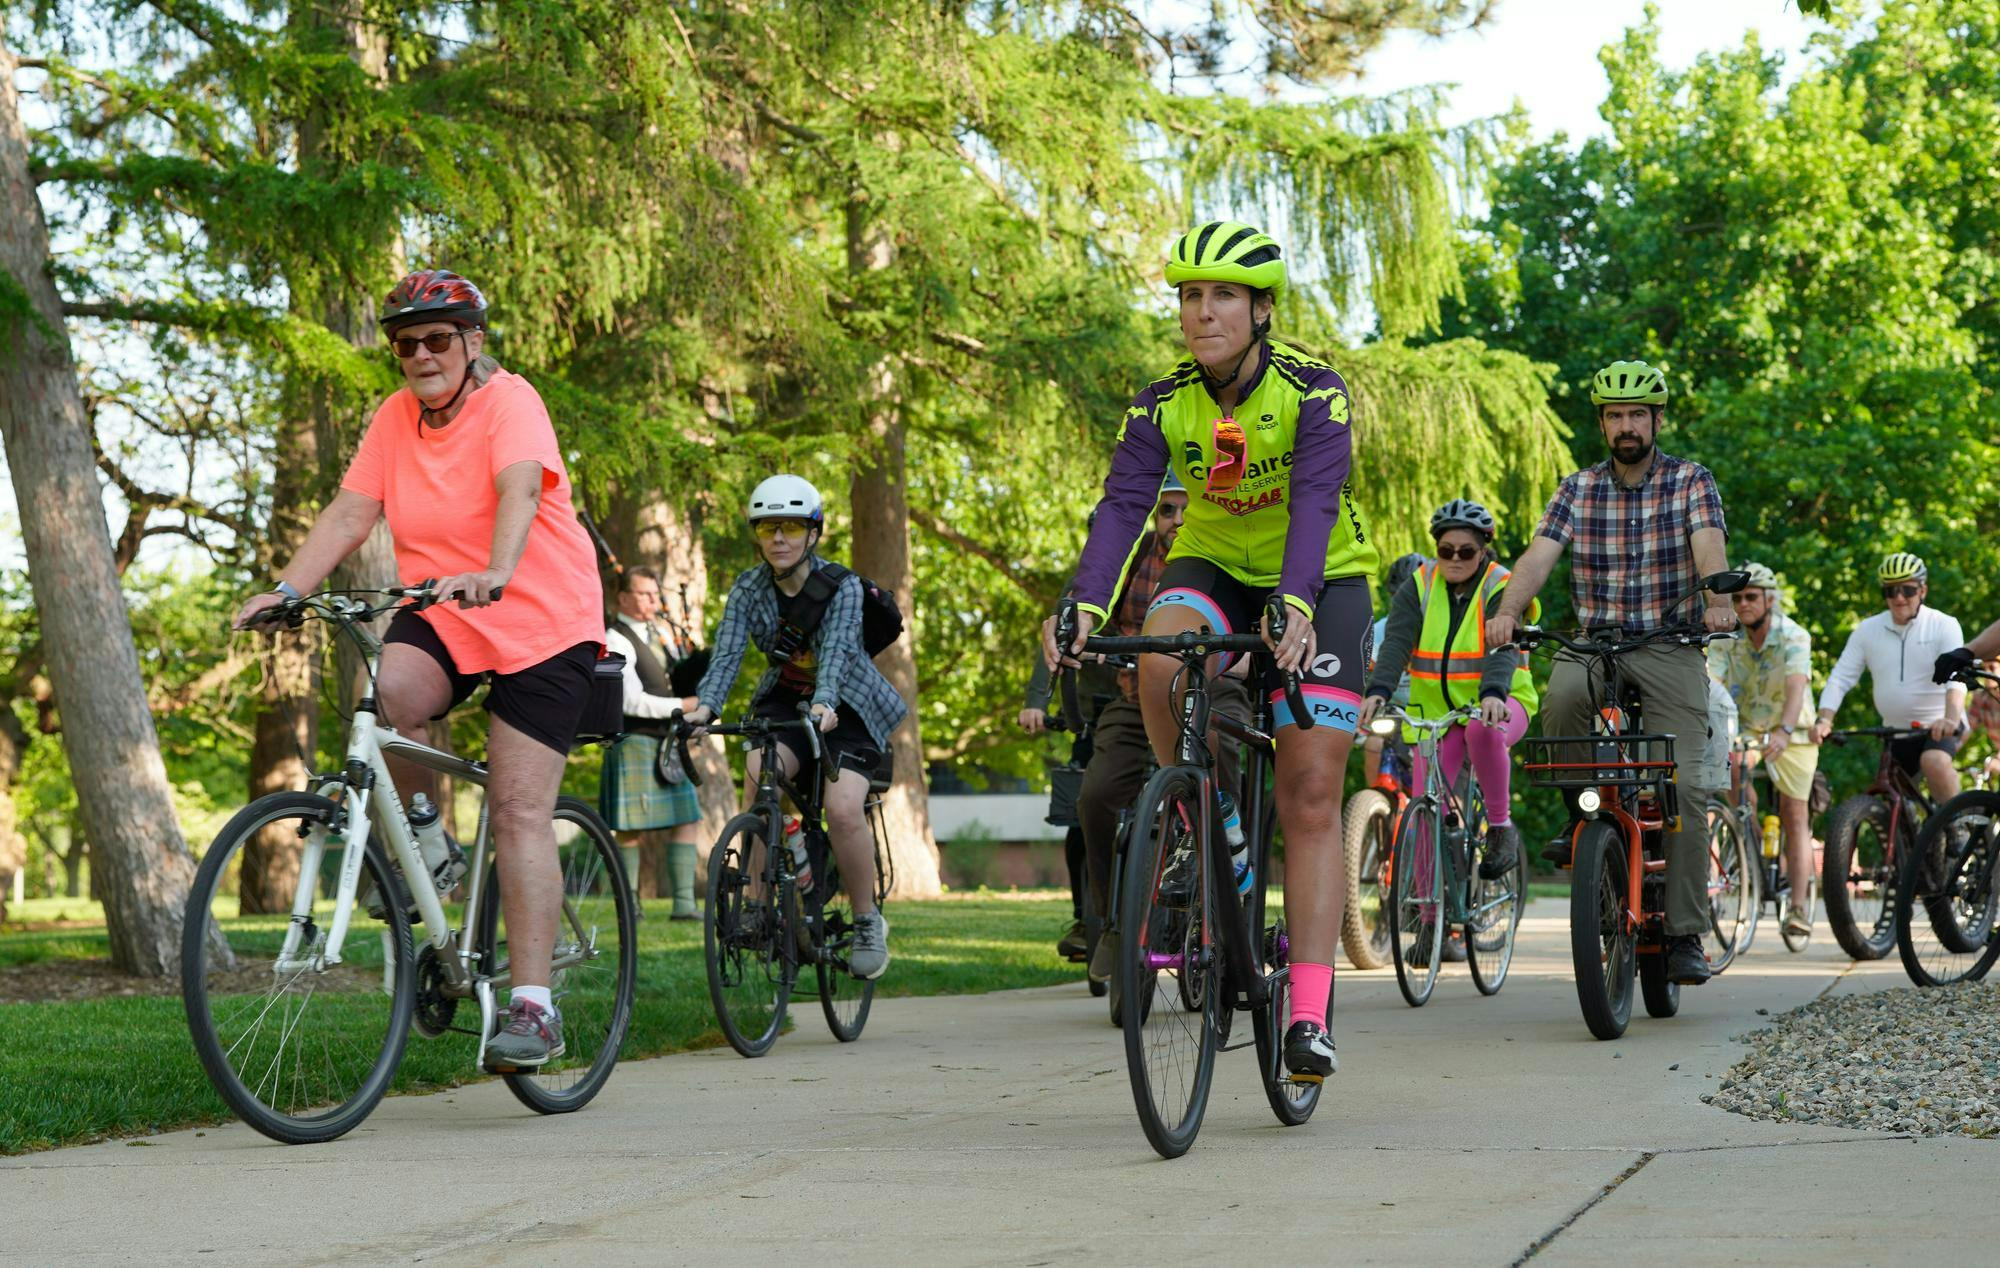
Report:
272,579,302,600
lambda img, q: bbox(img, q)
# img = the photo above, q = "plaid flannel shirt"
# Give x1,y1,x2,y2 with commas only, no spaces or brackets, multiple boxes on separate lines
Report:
696,555,909,749
1535,452,1727,633
1109,530,1170,700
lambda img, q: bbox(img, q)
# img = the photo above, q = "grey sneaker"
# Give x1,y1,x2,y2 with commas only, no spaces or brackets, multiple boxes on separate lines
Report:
1088,929,1114,984
484,999,564,1072
1782,906,1812,943
849,911,890,980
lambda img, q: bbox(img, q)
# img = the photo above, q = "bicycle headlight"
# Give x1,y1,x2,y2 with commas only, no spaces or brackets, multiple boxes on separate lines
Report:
1578,788,1602,815
1369,717,1397,737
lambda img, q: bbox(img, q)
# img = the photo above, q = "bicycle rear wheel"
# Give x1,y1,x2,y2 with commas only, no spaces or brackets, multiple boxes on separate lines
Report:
1119,766,1219,1159
704,813,793,1056
1340,788,1394,970
1896,792,2000,987
1703,798,1755,972
182,791,415,1145
815,824,878,1042
1824,795,1896,960
1388,799,1443,1007
1570,821,1635,1041
1466,830,1524,996
477,797,637,1112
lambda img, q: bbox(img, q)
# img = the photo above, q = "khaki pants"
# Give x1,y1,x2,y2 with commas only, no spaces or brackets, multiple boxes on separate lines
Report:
1542,644,1712,936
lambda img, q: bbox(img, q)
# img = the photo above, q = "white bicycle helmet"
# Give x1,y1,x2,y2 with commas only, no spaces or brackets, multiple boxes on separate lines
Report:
746,474,823,524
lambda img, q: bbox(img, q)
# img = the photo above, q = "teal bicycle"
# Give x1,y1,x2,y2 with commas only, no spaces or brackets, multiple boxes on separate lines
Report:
1373,705,1526,1006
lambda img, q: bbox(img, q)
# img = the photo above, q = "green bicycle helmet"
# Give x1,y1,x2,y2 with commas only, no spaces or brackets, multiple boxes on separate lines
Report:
1164,221,1286,296
1878,552,1927,584
1589,359,1669,406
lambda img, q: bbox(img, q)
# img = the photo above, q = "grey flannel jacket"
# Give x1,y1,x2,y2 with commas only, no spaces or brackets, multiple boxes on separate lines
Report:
695,555,909,749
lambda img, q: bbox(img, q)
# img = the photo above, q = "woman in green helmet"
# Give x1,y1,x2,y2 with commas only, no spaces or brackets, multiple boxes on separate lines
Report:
1044,220,1378,1084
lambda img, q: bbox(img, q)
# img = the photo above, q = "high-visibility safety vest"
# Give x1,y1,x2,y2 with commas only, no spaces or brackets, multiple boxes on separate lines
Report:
1406,560,1540,724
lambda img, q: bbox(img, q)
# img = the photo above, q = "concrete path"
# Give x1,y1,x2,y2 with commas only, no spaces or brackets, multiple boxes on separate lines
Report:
6,901,1992,1266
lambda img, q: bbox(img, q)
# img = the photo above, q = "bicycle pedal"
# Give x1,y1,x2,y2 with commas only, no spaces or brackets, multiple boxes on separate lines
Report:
1287,1073,1324,1086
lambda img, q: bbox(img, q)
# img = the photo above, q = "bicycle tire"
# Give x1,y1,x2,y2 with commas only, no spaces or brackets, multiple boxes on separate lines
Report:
1465,836,1523,996
1388,799,1443,1007
1119,765,1218,1159
1638,948,1680,1018
1823,795,1896,960
1340,788,1394,970
478,797,638,1113
815,828,878,1042
704,813,793,1057
1570,821,1635,1041
1703,798,1755,972
182,791,416,1145
1895,792,2000,987
1248,822,1320,1126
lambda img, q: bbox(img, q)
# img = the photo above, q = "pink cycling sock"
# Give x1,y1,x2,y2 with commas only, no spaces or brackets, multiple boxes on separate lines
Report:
1289,961,1333,1030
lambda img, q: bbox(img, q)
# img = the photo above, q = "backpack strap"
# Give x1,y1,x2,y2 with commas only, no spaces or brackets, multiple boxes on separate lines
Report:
771,560,846,662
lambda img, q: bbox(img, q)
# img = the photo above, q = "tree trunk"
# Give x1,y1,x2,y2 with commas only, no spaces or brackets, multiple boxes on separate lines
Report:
845,195,941,898
0,42,199,974
0,708,24,921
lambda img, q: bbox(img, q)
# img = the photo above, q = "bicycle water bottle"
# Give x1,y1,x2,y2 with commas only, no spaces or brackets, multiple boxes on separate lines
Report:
1218,791,1252,895
408,794,464,893
1761,814,1781,859
784,816,814,895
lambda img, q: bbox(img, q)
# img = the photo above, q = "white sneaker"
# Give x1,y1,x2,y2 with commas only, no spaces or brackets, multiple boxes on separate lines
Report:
849,912,890,980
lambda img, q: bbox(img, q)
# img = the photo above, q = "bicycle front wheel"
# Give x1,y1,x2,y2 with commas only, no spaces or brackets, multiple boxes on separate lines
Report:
1388,799,1443,1007
1703,798,1755,972
705,813,793,1056
1466,828,1524,996
1340,788,1394,970
1119,766,1219,1159
1896,792,2000,987
1824,795,1896,960
1570,821,1635,1041
815,822,878,1042
182,791,415,1145
478,797,638,1113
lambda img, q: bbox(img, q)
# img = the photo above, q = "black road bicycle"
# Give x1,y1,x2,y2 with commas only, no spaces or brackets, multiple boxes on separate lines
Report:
1895,663,2000,987
1055,596,1322,1159
692,711,893,1057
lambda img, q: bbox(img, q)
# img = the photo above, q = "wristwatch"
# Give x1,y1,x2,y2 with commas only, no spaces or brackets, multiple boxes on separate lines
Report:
271,579,302,600
1777,724,1793,735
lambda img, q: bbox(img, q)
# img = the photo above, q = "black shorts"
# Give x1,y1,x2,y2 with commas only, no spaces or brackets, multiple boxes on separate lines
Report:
1888,724,1966,777
384,608,596,755
754,690,890,785
1145,559,1371,733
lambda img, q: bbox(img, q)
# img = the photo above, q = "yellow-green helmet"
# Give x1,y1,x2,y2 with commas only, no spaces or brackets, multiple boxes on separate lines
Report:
1879,552,1927,584
1164,221,1286,296
1590,360,1669,406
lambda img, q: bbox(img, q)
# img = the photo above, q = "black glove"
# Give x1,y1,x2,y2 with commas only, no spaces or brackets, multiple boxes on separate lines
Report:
1933,646,1977,685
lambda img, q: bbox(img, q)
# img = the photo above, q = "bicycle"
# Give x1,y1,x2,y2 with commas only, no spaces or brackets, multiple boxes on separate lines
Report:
1370,706,1524,1005
1518,582,1749,1041
1340,738,1410,971
182,584,637,1144
695,710,892,1057
1707,735,1815,955
1054,595,1321,1159
1820,726,1933,961
1894,663,2000,987
1045,666,1132,1000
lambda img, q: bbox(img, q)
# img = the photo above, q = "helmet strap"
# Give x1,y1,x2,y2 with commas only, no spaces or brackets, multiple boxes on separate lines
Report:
1201,337,1262,394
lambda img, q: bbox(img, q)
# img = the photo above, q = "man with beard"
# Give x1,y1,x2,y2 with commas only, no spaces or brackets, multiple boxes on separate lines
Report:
1487,361,1736,986
1708,562,1820,944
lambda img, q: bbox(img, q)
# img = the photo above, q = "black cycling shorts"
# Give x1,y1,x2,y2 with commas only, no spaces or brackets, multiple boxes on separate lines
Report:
1888,724,1966,778
754,689,890,786
384,608,596,755
1145,558,1371,734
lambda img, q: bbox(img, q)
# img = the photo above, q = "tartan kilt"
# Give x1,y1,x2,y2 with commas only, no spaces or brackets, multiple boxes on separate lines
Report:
600,733,701,831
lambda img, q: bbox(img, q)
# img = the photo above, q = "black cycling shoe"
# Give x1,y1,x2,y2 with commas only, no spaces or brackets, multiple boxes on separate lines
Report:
1408,924,1466,966
1665,934,1712,985
1057,919,1089,962
1543,834,1573,869
1283,1020,1337,1084
1479,823,1521,881
1155,844,1198,908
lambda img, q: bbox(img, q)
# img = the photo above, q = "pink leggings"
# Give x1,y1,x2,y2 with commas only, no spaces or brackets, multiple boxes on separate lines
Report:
1409,696,1529,825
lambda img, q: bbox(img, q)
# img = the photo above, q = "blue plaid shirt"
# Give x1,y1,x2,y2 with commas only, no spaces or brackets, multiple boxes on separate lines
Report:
696,555,909,748
1535,451,1728,633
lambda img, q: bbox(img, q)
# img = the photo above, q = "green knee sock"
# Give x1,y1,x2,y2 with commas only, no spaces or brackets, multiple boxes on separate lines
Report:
668,841,698,914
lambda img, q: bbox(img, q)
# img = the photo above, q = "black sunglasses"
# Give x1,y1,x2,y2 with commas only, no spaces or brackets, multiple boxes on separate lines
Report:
1435,544,1483,562
1882,583,1922,600
391,330,470,358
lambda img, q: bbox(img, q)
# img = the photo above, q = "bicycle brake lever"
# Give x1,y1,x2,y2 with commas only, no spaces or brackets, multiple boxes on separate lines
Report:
1054,598,1083,733
1264,596,1313,731
670,711,702,788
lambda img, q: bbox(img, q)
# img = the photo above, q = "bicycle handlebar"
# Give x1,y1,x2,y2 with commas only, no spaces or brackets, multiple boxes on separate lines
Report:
1368,704,1478,737
1515,623,1735,658
1826,725,1930,745
244,580,506,631
697,708,824,769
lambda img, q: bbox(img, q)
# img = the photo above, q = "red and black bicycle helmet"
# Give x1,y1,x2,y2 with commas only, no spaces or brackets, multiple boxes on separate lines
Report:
382,269,487,333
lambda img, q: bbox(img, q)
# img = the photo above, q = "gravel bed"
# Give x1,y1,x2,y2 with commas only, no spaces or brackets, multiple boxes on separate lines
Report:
1704,983,2000,1138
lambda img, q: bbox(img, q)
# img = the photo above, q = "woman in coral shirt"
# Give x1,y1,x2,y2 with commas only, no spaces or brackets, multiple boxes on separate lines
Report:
234,270,602,1072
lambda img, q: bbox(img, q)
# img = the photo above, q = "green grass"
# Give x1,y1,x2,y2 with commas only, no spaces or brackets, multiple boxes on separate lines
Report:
0,891,1085,1155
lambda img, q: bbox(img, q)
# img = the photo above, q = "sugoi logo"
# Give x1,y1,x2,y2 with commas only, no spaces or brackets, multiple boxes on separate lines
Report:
1257,412,1278,431
1310,652,1343,678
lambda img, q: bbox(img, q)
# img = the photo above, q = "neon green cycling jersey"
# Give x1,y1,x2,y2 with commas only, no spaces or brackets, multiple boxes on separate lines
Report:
1072,340,1378,621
